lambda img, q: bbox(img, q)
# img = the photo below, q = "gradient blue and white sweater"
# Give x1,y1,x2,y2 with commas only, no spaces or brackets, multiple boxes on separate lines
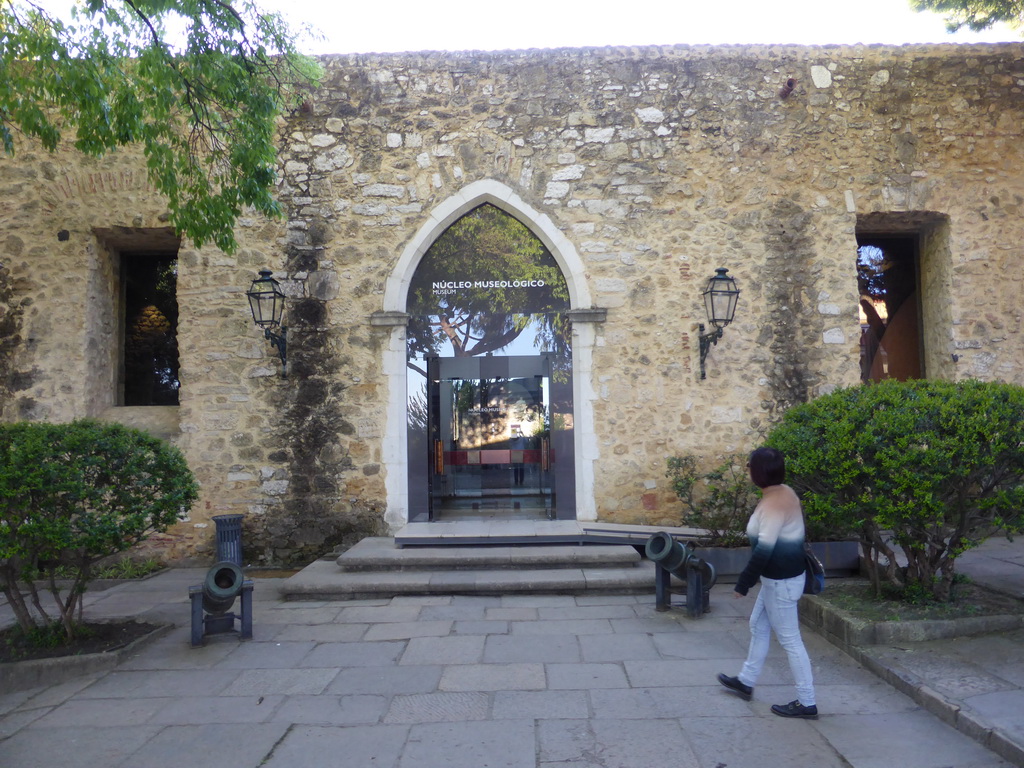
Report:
734,484,807,596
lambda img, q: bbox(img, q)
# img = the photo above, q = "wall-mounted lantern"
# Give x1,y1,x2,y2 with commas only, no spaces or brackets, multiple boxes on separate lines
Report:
698,267,740,380
246,269,287,377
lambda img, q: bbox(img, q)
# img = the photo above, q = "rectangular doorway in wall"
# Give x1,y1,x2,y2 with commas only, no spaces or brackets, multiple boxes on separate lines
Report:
857,211,953,383
857,233,923,382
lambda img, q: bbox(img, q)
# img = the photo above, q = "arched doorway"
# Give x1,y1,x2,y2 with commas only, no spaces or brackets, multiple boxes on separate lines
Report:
378,180,599,530
405,204,574,521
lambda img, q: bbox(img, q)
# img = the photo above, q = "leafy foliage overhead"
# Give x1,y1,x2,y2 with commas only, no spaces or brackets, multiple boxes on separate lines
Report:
0,0,320,253
912,0,1024,32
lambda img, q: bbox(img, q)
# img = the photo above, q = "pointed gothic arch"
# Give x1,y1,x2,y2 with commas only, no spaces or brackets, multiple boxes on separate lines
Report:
378,180,599,529
384,180,592,312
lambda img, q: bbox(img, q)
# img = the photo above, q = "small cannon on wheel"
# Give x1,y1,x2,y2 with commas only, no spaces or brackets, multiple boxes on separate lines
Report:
189,561,254,647
645,531,717,618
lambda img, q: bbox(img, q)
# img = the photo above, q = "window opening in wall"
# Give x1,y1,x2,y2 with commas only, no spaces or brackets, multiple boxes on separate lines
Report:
122,254,179,405
857,234,922,382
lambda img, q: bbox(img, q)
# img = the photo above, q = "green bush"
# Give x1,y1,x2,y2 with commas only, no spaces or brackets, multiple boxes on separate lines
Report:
0,419,198,639
666,454,758,547
765,379,1024,601
93,557,164,580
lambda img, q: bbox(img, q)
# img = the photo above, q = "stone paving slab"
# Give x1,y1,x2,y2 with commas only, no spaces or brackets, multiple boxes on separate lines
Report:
273,692,389,725
815,710,1006,768
259,723,408,768
483,632,581,663
539,717,704,767
384,691,490,723
402,719,538,768
0,725,164,767
959,537,1024,599
682,715,850,768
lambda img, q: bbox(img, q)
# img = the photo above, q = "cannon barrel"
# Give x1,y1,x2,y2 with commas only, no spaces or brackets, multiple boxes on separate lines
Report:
645,531,717,589
202,561,245,615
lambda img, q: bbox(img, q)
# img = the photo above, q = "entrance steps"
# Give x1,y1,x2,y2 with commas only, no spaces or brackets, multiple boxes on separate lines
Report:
278,524,705,601
394,520,708,548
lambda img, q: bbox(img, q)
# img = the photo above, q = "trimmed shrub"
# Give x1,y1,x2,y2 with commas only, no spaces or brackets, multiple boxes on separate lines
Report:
766,379,1024,601
666,454,758,547
0,419,198,638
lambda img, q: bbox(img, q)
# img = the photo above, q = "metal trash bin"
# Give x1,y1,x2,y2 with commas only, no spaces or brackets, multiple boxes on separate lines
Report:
212,514,244,566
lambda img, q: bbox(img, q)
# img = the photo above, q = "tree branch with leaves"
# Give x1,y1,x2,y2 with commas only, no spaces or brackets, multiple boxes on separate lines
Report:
911,0,1024,32
0,0,321,253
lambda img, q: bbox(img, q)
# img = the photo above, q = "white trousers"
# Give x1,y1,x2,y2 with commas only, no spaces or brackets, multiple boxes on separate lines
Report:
738,573,816,706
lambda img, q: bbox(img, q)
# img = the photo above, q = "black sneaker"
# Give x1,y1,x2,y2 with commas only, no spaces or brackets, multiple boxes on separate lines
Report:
716,673,753,701
771,700,818,719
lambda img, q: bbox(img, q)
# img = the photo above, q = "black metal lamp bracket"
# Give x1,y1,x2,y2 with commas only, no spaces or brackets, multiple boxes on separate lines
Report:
265,327,287,377
698,324,723,380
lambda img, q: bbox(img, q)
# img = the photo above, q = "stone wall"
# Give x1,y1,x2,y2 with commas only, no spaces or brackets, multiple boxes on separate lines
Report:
2,43,1023,563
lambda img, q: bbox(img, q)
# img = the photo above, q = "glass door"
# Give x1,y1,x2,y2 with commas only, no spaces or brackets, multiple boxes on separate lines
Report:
428,355,559,520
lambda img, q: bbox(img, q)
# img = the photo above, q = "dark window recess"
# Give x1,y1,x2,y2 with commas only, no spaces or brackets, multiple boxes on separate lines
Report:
857,235,922,382
123,255,180,405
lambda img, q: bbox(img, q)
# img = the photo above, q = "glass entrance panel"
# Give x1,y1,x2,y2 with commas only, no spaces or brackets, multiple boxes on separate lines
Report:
407,316,575,522
428,355,554,520
403,203,575,522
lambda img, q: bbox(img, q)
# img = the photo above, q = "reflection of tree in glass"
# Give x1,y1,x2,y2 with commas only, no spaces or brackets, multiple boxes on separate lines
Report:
511,398,542,424
453,379,478,417
408,385,428,434
407,204,570,361
530,405,569,439
857,245,888,301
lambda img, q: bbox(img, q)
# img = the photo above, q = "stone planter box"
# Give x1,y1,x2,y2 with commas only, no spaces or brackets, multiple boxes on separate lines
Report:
799,591,1024,646
695,541,861,584
0,622,171,694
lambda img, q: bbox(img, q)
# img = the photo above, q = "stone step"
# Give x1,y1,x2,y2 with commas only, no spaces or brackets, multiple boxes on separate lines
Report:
393,521,709,548
279,557,660,601
278,537,669,601
334,537,642,572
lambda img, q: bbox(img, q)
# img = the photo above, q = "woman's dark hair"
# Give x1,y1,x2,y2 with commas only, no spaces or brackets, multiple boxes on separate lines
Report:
749,446,786,488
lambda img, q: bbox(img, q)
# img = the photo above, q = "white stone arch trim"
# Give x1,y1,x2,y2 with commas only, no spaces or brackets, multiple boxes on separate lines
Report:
380,179,598,530
383,179,592,312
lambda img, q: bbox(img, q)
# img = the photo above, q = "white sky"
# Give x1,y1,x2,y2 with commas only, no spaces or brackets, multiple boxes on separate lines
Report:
27,0,1022,54
269,0,1019,55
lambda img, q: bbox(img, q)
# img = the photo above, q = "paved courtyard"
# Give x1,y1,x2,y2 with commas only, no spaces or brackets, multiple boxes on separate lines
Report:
0,569,1015,767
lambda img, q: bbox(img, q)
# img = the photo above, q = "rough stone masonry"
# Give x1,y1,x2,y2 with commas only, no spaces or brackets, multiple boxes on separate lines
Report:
1,44,1022,564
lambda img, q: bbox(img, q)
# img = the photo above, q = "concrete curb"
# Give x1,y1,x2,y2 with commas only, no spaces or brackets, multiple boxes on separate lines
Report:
0,621,172,694
847,645,1024,767
802,592,1024,767
800,591,1024,645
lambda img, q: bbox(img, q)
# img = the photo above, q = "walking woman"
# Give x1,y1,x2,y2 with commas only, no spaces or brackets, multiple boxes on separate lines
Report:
717,446,818,719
